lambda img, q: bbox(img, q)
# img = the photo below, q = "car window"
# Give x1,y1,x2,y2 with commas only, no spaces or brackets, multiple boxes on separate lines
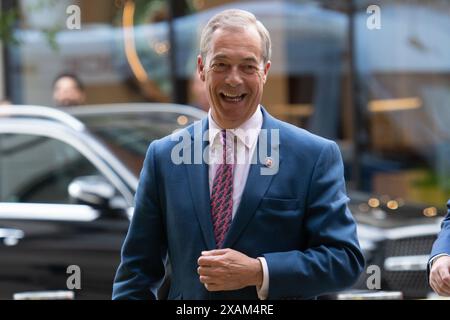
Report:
77,111,199,176
0,133,108,204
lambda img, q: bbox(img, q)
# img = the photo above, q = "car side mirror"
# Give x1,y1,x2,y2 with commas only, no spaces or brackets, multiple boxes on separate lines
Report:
68,175,116,212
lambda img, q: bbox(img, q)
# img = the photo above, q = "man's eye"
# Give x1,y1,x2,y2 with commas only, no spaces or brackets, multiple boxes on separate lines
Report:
242,65,258,74
212,63,227,71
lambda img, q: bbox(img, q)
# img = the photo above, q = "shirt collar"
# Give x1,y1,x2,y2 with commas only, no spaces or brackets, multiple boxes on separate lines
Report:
208,105,262,149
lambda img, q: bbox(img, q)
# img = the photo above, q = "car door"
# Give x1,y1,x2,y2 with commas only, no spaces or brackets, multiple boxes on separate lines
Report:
0,130,130,300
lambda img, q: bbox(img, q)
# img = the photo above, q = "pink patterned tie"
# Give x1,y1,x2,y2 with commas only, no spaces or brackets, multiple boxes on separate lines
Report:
211,129,234,248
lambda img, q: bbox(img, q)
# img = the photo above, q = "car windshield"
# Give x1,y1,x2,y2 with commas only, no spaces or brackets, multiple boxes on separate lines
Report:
74,110,202,176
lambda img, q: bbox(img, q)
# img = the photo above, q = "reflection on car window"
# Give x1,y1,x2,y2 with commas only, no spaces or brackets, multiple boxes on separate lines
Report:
77,112,198,176
0,133,103,203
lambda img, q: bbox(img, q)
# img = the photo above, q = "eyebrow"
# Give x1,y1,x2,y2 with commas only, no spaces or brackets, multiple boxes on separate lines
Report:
211,54,259,64
242,57,259,64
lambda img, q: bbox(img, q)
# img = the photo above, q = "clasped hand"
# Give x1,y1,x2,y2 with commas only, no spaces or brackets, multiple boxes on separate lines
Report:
430,256,450,296
197,248,263,291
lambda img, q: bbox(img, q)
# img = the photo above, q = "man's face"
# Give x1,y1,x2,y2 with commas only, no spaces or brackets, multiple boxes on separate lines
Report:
53,77,85,107
197,26,270,128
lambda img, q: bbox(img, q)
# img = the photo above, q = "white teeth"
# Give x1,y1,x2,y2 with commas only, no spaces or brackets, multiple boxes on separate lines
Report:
223,95,243,102
221,93,245,102
223,93,241,98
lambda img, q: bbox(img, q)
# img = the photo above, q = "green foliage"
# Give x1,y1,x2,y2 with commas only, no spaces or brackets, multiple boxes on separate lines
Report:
134,0,167,24
21,0,60,12
0,8,20,45
0,1,61,50
43,26,60,51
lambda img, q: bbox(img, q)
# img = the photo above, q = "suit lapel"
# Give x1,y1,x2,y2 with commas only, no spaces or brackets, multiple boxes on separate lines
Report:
185,118,216,250
222,108,281,249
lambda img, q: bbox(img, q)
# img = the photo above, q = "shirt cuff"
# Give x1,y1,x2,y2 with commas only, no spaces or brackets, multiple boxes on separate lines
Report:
256,257,269,300
429,253,450,267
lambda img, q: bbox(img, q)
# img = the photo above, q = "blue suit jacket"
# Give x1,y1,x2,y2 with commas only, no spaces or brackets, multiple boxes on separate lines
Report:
112,108,364,300
430,201,450,258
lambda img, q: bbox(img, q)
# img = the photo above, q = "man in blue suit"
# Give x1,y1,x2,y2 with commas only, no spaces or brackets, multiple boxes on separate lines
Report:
429,200,450,296
112,9,364,300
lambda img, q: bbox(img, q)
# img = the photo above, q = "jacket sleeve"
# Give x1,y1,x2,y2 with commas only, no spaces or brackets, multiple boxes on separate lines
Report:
112,141,167,300
430,201,450,257
263,141,365,299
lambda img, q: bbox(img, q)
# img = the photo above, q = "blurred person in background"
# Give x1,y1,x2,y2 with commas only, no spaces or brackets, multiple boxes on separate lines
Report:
429,200,450,296
52,72,86,107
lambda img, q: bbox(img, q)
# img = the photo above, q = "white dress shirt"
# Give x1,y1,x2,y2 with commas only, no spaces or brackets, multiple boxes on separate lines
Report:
208,105,269,300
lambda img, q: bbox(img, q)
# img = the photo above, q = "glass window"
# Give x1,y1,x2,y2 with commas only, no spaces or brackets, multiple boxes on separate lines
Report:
354,0,450,210
0,133,102,203
76,111,200,176
4,0,449,213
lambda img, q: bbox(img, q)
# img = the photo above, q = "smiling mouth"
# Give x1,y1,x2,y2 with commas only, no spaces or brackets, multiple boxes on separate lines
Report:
220,92,247,103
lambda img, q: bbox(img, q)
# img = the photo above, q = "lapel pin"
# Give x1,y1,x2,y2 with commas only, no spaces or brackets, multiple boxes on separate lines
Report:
264,157,273,168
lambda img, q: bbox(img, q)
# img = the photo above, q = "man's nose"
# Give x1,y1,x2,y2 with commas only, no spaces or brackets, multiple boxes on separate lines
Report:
225,66,243,87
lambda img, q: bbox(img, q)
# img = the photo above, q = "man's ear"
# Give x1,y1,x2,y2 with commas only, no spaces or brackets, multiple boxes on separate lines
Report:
197,55,206,82
262,60,271,84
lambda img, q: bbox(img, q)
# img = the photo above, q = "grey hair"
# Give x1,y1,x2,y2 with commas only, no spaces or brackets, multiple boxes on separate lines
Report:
199,9,272,64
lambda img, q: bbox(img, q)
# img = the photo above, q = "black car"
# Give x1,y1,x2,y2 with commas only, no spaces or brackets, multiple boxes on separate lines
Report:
0,104,205,299
346,192,444,299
